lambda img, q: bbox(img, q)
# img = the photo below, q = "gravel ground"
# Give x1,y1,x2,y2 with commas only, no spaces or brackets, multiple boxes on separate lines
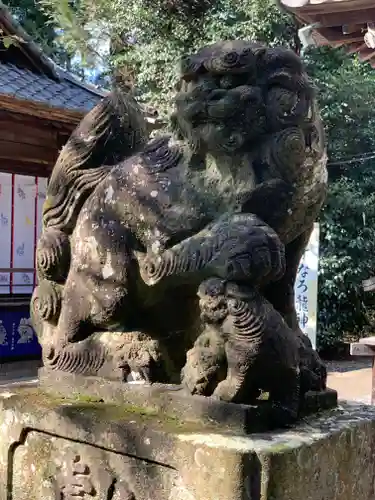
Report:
326,359,373,405
0,359,40,385
325,359,371,373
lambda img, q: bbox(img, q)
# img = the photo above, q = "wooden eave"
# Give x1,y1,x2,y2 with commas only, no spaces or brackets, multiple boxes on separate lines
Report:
0,93,84,126
280,0,375,67
0,106,77,176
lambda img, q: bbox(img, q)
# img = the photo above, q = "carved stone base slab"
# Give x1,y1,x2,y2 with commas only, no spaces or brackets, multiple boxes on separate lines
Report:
0,387,375,500
39,368,338,434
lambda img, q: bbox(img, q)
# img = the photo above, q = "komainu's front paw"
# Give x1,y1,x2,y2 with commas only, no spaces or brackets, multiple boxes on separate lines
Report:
212,378,241,402
181,346,225,396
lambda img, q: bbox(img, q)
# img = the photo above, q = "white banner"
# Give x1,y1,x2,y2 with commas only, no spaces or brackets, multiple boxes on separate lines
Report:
36,177,47,239
0,173,12,294
12,175,36,294
36,178,47,286
294,223,320,350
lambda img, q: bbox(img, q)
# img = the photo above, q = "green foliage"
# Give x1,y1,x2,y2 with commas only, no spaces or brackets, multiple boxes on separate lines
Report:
318,178,375,347
6,0,72,69
305,47,375,348
38,0,297,113
1,35,15,48
7,0,55,49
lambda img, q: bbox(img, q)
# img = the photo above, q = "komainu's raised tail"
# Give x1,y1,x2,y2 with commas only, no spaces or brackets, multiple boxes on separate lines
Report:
36,89,148,286
43,89,148,233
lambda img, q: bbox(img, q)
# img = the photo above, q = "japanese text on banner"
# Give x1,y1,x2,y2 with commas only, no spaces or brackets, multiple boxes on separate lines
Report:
294,223,320,350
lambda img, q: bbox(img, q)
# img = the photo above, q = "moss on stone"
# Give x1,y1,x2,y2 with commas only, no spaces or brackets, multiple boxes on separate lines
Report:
66,392,105,404
268,442,293,454
1,386,238,436
27,388,189,431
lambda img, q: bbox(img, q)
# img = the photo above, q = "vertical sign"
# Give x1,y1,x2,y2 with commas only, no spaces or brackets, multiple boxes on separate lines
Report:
294,223,320,350
0,173,12,294
12,175,36,294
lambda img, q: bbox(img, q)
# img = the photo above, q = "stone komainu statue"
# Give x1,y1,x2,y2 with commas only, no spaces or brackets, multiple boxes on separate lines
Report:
32,41,328,425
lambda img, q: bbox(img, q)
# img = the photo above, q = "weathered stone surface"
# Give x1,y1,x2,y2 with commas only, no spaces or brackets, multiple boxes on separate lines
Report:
39,368,338,434
0,387,373,500
31,40,329,424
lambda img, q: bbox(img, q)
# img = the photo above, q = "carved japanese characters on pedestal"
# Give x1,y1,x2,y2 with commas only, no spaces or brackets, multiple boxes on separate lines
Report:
31,40,329,426
56,453,135,500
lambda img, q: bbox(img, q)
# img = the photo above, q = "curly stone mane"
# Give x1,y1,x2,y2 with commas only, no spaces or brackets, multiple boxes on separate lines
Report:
172,41,314,153
43,89,147,233
172,40,326,244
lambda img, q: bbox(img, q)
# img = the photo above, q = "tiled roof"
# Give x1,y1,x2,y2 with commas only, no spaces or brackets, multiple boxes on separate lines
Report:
0,61,104,113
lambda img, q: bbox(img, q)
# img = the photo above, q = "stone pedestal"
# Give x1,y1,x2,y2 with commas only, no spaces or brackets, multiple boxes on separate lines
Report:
1,386,375,500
